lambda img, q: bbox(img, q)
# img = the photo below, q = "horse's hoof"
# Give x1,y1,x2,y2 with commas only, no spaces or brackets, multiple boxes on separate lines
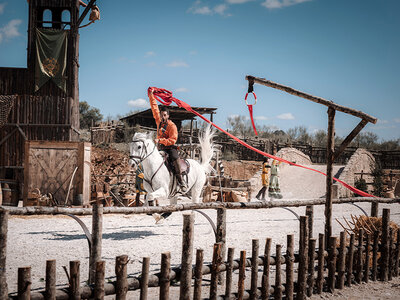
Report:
152,213,164,224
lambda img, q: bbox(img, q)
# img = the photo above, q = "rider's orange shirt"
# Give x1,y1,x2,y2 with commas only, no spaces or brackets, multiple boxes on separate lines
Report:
148,90,178,147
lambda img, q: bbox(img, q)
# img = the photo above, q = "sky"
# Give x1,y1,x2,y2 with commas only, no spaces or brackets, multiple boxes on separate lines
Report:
0,0,399,141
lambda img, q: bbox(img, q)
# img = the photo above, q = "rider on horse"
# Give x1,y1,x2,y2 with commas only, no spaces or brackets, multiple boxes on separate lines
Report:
149,89,188,192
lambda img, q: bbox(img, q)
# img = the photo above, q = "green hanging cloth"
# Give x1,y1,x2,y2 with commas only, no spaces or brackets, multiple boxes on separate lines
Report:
35,28,68,92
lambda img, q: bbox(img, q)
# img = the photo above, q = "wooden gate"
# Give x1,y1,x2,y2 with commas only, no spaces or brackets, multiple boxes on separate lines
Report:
23,141,91,206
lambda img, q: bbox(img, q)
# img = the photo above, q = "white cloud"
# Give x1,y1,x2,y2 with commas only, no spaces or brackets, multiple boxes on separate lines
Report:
0,3,6,15
254,116,268,120
145,51,156,57
175,87,189,93
377,119,389,124
166,60,189,68
277,112,295,120
262,0,311,9
188,1,231,16
127,98,150,109
0,19,22,44
214,4,228,15
226,0,254,4
393,118,400,123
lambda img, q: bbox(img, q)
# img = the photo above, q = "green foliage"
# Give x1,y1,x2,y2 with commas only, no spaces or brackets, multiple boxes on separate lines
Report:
79,101,103,129
354,177,368,197
371,162,385,197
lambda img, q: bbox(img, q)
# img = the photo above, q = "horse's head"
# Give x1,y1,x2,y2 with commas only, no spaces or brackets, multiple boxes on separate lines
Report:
129,132,155,166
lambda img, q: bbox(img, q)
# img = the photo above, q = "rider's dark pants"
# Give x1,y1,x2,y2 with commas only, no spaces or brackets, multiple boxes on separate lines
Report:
159,145,179,163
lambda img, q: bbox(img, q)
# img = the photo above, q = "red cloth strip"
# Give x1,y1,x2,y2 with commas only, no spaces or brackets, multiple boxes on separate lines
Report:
247,104,258,136
148,87,375,198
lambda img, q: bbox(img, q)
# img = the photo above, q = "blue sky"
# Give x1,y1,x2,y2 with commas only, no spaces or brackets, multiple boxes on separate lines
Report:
1,0,399,141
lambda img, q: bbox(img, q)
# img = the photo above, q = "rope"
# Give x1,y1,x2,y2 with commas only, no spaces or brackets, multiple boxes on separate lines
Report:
148,87,376,198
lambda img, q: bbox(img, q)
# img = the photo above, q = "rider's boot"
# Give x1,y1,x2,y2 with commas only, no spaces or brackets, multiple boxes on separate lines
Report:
173,160,188,192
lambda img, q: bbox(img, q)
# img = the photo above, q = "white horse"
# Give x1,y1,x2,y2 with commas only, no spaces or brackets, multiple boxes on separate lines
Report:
129,125,215,205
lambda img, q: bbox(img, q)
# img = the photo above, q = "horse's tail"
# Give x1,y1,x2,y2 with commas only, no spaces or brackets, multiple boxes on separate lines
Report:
198,124,215,174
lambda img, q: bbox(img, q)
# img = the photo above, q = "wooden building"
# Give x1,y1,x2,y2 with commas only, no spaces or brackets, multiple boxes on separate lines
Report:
0,0,95,206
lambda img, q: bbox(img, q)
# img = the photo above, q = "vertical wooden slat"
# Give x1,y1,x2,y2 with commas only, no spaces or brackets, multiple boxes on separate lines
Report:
325,107,335,247
116,255,128,300
94,260,105,299
180,213,194,300
356,229,364,284
346,233,355,286
296,216,309,300
216,208,226,284
140,257,150,300
372,230,379,281
307,238,316,296
210,243,222,300
69,260,80,300
0,209,8,300
388,228,394,281
89,202,103,284
250,239,259,300
261,238,271,300
286,234,295,300
45,259,56,300
327,236,337,292
337,232,346,289
394,229,400,277
316,233,325,294
364,234,370,283
274,244,282,300
193,249,203,300
306,205,314,239
370,202,378,217
225,248,235,299
160,252,171,300
238,250,246,300
18,267,31,300
380,208,390,281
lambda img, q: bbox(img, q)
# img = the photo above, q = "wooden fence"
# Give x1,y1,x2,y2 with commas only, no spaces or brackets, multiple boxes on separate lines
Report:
1,198,399,299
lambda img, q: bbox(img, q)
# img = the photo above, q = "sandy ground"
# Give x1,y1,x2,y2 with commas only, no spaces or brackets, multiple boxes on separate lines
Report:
4,164,400,299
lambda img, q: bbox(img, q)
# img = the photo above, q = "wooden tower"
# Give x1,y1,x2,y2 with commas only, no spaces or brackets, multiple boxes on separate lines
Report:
0,0,94,205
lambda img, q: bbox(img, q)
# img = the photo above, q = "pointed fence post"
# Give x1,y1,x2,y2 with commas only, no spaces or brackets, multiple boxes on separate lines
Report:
180,213,194,300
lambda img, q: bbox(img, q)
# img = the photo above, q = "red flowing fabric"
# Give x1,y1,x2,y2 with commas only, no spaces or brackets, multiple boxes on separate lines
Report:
247,104,258,136
148,87,375,198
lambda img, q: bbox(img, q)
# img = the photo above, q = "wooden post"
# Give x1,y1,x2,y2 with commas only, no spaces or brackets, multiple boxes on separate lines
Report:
372,230,379,281
380,208,390,281
94,260,105,299
140,257,150,300
297,216,309,300
250,239,259,300
274,244,282,300
327,236,337,293
306,205,314,239
346,234,355,286
371,202,378,217
316,233,325,294
337,232,346,289
225,248,235,299
364,234,370,283
18,267,31,300
238,250,246,300
388,228,394,281
261,238,271,300
216,208,226,284
89,202,103,284
0,209,8,300
115,255,128,300
307,238,316,297
160,252,171,300
286,234,295,300
210,243,222,300
394,229,400,277
45,260,56,300
180,213,194,300
325,107,335,249
194,249,203,300
356,229,364,284
69,260,80,300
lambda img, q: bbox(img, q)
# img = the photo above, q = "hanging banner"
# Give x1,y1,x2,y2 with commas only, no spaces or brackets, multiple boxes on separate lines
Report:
35,28,68,92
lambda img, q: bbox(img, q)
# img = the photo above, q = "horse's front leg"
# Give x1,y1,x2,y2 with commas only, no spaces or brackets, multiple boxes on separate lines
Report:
147,186,168,203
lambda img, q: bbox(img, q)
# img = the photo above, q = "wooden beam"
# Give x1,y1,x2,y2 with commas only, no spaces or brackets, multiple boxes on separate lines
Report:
333,119,368,161
77,0,97,27
0,127,17,147
325,107,335,248
245,75,377,124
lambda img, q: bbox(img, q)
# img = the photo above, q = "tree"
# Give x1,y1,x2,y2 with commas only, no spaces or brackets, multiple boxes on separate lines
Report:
79,101,103,129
